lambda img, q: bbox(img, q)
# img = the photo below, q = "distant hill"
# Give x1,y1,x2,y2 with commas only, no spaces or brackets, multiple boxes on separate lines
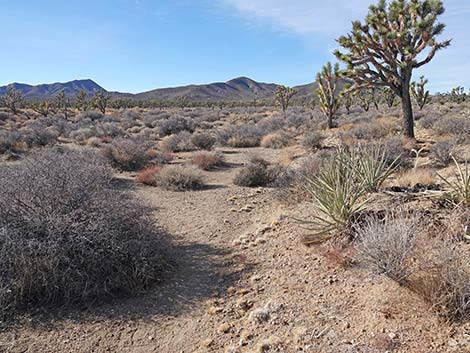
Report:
0,77,347,102
0,79,106,99
133,77,279,102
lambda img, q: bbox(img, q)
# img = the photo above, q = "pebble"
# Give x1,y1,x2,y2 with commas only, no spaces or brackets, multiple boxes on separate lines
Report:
218,323,231,334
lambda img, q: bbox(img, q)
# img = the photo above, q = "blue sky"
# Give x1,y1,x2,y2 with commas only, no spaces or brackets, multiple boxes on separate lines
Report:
0,0,468,93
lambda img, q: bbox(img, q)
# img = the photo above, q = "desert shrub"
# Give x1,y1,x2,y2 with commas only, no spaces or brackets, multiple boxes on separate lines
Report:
136,165,163,186
260,132,290,149
287,114,311,128
143,113,161,128
0,148,170,317
419,113,441,129
0,130,25,155
154,165,204,191
21,124,58,148
148,150,174,164
427,242,470,320
94,122,124,139
217,125,262,148
102,138,152,171
0,111,14,122
69,128,95,144
355,210,420,284
78,111,104,121
234,156,280,187
430,140,455,167
160,131,196,152
192,152,225,170
191,132,216,150
343,121,396,141
301,131,325,151
157,116,195,137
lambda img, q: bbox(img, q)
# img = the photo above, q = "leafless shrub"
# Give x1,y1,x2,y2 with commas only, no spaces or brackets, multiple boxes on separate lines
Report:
102,138,152,171
21,124,58,148
192,152,225,170
300,131,325,151
157,116,195,137
355,210,421,284
0,148,170,318
160,131,196,152
426,242,470,320
216,125,262,148
234,156,281,187
191,132,216,150
430,140,455,167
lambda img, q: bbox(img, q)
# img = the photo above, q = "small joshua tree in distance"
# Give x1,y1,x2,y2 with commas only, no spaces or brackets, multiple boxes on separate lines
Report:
381,87,397,108
317,62,341,129
411,76,431,110
335,0,451,138
275,85,297,116
92,91,111,114
1,86,23,115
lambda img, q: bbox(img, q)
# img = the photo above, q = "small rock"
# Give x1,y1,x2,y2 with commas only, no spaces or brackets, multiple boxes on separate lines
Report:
218,323,231,334
201,338,213,347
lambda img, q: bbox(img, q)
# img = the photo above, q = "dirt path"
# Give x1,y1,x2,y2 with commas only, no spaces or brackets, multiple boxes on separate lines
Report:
0,147,467,353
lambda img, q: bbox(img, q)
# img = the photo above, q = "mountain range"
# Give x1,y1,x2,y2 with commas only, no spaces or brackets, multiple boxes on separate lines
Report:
0,77,319,102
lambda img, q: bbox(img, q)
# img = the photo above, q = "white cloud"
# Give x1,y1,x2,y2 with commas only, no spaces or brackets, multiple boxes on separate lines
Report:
222,0,470,92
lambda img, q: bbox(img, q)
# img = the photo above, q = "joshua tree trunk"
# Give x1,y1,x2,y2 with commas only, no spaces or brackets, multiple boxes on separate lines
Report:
401,69,414,139
328,113,333,129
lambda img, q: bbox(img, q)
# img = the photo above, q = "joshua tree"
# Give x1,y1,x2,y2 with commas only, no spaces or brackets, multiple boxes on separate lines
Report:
75,90,88,111
1,86,23,115
449,86,466,103
32,101,53,117
317,62,341,129
55,89,71,119
335,0,451,138
411,76,430,110
381,87,397,108
357,88,378,112
275,85,297,116
341,86,354,114
92,91,110,114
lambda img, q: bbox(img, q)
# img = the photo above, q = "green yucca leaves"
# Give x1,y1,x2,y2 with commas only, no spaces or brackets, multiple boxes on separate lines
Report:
438,156,470,206
299,145,399,244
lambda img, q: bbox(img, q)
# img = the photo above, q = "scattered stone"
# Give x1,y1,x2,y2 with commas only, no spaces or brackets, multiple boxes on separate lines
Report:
207,306,223,315
239,330,253,346
201,338,213,348
218,323,231,334
225,345,240,353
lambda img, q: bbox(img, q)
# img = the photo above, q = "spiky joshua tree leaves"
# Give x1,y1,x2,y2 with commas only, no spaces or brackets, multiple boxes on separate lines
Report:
411,75,431,110
275,85,297,116
317,62,341,129
335,0,451,138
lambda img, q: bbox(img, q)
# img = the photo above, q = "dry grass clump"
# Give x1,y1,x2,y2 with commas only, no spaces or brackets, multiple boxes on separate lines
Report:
394,168,435,189
102,138,152,171
355,210,421,284
192,152,225,170
154,165,205,191
260,132,290,149
233,156,281,187
0,148,170,318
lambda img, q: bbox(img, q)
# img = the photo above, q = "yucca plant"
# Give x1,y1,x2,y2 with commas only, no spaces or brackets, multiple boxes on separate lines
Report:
438,157,470,206
348,145,401,193
299,149,369,244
